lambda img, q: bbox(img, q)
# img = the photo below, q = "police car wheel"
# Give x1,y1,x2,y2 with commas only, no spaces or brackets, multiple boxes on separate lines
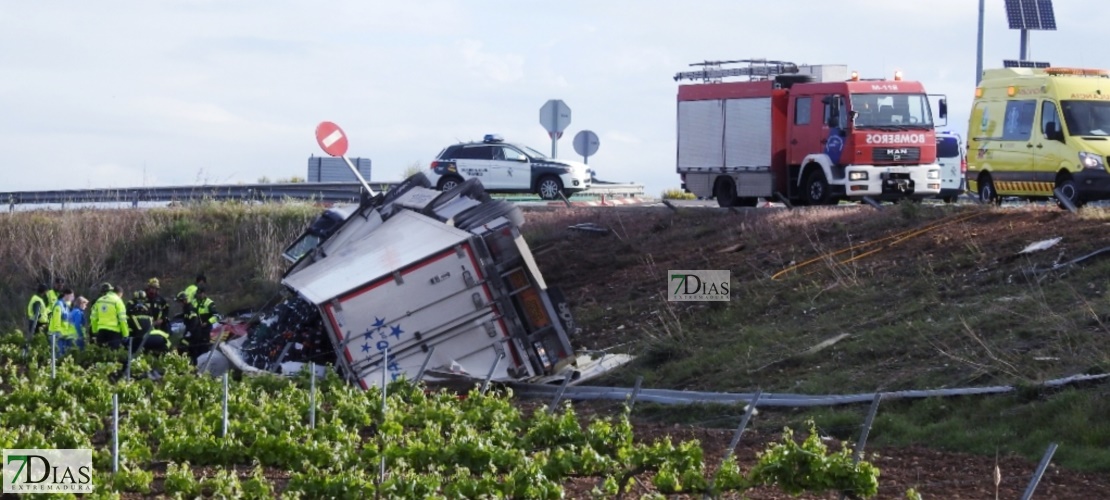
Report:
437,176,463,192
537,176,564,200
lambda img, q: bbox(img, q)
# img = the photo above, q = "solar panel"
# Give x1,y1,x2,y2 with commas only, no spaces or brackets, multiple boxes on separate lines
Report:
1037,0,1057,30
1004,0,1025,29
1003,59,1051,68
1004,0,1056,30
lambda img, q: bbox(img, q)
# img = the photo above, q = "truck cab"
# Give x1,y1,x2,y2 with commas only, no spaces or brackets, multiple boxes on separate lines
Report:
783,76,944,204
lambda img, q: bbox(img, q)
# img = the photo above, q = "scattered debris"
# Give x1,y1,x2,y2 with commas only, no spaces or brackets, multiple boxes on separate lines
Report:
568,222,611,234
1019,237,1062,254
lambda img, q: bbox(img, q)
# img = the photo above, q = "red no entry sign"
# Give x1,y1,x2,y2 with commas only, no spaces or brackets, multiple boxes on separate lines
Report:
315,121,349,157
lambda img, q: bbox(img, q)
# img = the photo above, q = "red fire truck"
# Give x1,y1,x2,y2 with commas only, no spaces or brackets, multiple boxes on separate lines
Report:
676,59,947,207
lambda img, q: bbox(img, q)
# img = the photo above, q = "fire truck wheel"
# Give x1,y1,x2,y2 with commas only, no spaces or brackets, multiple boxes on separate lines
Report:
803,171,834,206
1055,176,1085,209
537,176,564,200
977,175,1000,205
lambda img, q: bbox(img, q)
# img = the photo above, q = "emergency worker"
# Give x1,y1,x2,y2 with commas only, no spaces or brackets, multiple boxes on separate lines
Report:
27,284,50,336
145,278,170,329
182,286,220,362
90,283,129,349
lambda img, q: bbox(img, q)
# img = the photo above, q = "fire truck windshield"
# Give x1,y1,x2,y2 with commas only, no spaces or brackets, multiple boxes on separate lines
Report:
850,93,934,130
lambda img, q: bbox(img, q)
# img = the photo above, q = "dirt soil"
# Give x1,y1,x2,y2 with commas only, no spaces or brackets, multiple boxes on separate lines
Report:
519,203,1110,499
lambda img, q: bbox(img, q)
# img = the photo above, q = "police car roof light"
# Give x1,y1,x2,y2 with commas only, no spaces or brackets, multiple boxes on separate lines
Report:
483,134,503,143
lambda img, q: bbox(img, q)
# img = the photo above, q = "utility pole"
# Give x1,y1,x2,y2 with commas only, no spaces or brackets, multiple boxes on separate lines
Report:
976,0,985,85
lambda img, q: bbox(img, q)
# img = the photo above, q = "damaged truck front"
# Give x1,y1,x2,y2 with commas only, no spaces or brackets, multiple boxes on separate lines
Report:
211,173,628,388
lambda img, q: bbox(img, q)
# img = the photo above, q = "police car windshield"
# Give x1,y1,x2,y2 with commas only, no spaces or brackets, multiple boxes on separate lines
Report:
520,145,549,159
1061,100,1110,137
850,93,934,129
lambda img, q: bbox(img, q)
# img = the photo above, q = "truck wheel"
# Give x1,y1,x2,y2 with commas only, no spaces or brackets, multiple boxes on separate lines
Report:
437,175,464,192
537,176,564,200
714,179,737,207
1055,176,1085,209
803,171,833,206
977,175,1000,205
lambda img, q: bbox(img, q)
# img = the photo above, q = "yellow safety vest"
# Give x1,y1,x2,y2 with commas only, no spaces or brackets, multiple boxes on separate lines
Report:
27,295,47,323
91,292,130,338
48,300,76,339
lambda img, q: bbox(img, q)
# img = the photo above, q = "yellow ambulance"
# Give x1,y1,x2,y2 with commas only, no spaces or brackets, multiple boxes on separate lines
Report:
967,67,1110,208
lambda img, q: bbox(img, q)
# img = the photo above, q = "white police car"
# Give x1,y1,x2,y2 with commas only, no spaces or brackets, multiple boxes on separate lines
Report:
428,134,592,200
935,130,967,203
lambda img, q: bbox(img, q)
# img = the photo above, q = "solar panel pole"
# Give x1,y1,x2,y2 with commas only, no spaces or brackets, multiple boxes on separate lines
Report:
976,0,985,84
1020,29,1030,61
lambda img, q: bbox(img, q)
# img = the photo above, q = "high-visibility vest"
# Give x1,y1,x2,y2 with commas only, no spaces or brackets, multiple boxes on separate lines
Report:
183,284,198,304
49,300,76,339
149,329,170,340
91,292,130,338
27,295,47,323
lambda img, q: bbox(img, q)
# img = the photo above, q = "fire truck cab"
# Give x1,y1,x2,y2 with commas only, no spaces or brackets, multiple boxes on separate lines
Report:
676,60,945,207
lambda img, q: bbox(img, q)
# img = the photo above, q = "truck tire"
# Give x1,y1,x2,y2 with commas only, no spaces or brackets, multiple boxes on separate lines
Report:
1055,175,1085,209
714,178,737,208
803,170,835,206
537,176,564,200
977,174,1000,205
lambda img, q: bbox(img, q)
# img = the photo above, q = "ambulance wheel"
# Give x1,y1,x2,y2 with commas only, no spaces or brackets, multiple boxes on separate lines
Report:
977,175,1000,205
1055,176,1085,209
803,171,834,206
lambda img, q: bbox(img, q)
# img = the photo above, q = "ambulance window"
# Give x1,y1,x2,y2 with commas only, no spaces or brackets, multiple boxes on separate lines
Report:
1002,100,1036,141
1040,101,1061,138
795,97,811,125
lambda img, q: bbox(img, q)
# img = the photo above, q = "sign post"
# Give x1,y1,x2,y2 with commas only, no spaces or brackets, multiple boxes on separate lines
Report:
539,100,572,158
572,130,600,165
315,121,376,197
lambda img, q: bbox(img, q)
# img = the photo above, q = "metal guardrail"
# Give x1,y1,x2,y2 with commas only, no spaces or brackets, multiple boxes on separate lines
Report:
2,181,646,208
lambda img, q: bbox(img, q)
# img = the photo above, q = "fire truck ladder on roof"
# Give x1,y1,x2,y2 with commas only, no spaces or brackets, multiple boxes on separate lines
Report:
673,58,799,83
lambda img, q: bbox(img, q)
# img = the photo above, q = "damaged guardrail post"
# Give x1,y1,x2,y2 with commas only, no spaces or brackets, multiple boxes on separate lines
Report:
309,362,317,429
708,390,762,495
1020,443,1059,500
547,373,573,415
840,392,883,500
1053,188,1078,214
50,334,57,379
627,375,643,412
221,372,229,438
415,346,435,383
480,352,505,395
379,347,389,484
111,393,119,474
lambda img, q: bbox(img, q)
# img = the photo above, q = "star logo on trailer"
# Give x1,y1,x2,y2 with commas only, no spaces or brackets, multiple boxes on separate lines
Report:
361,343,371,353
390,325,404,339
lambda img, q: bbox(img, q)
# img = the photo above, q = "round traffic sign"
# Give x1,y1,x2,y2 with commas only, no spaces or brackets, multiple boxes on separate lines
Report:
315,121,349,157
573,130,600,157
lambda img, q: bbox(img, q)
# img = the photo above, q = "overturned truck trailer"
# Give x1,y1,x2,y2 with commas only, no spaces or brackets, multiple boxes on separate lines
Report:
212,173,629,388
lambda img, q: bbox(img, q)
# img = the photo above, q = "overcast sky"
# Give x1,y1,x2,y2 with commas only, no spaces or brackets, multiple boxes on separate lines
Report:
1,0,1102,198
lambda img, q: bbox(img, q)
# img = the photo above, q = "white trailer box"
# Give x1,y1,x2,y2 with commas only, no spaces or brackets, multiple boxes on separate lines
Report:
213,173,624,388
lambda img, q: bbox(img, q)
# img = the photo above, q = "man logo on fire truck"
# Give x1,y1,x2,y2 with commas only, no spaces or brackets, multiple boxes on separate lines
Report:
674,59,944,208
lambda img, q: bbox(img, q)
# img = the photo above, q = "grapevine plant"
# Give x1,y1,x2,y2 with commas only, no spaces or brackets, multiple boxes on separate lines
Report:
0,331,879,498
